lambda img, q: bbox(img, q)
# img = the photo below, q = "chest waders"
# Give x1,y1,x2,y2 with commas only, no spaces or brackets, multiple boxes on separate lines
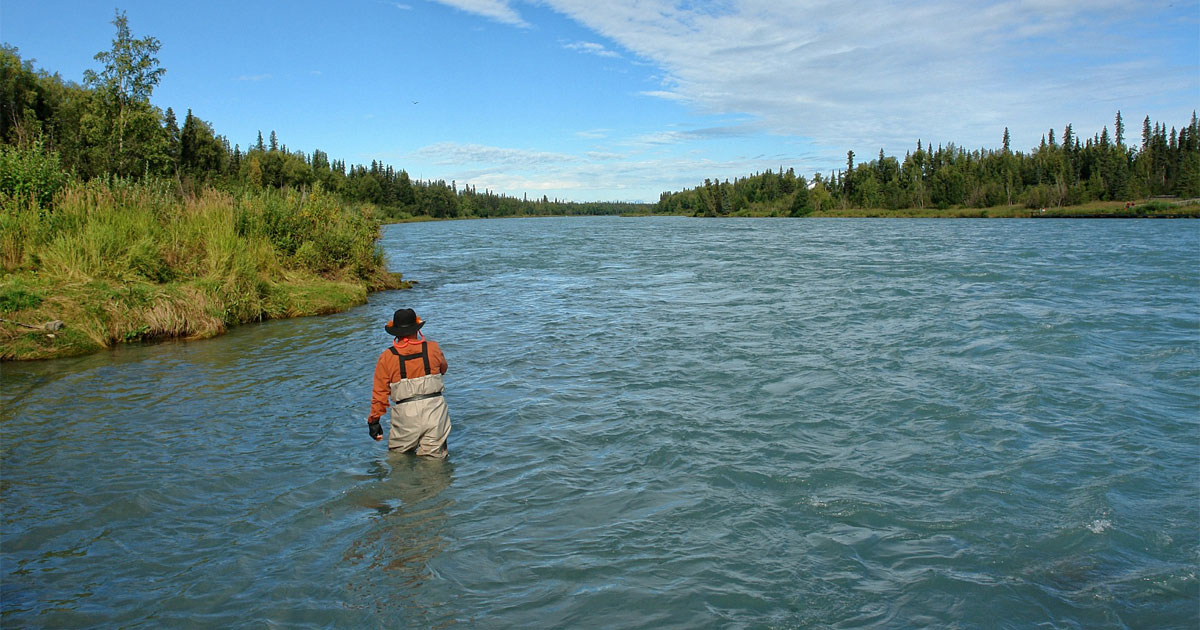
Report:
386,342,451,457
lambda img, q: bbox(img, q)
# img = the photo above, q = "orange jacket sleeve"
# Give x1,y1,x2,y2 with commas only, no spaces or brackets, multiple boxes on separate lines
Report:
427,340,449,375
369,349,396,422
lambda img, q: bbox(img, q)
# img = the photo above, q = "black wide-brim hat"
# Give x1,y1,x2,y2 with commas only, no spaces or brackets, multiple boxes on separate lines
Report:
385,308,424,337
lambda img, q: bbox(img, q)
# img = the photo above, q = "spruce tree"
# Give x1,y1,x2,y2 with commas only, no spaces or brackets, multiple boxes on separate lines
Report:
163,106,180,173
844,150,855,195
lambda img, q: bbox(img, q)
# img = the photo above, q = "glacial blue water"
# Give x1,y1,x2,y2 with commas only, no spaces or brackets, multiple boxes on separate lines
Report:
2,217,1198,628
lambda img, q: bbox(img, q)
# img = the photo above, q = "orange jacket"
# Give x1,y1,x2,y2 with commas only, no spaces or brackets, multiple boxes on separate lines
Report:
369,335,448,422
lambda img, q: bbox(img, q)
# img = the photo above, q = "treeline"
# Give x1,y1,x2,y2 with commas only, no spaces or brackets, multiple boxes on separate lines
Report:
658,114,1200,216
0,21,639,219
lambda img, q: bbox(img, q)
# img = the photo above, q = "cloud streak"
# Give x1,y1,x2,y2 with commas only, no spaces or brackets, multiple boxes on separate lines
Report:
564,41,621,58
433,0,528,27
410,142,578,169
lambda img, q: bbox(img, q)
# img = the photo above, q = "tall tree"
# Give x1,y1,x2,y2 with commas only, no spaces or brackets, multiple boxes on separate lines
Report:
395,169,416,206
162,106,180,173
844,150,855,195
81,10,165,177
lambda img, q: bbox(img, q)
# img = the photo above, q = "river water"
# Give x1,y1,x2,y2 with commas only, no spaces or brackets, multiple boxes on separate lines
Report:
2,217,1198,628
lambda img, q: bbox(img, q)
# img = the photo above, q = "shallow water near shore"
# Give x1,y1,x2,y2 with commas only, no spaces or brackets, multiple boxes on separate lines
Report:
3,217,1198,628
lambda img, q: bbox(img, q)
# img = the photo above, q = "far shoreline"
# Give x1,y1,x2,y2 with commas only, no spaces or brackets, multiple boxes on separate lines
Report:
380,198,1199,222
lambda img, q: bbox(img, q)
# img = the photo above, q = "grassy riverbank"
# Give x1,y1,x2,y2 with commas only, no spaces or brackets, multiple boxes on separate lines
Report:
1,179,408,361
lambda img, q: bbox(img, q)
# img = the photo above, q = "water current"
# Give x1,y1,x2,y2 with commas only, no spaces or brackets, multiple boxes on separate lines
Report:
3,217,1198,628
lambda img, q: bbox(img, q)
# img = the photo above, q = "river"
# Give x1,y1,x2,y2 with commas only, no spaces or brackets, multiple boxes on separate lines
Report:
2,217,1198,628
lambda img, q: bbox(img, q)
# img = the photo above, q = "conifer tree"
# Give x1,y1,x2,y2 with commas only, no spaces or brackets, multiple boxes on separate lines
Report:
844,150,855,195
163,106,180,173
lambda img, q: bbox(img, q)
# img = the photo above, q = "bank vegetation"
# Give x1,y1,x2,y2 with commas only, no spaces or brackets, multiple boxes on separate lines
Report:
0,163,406,360
0,13,410,360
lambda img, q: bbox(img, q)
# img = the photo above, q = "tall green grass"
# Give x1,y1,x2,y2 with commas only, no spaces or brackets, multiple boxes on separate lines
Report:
1,177,407,360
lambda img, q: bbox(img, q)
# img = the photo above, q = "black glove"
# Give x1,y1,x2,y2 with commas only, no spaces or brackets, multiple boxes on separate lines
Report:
368,419,383,441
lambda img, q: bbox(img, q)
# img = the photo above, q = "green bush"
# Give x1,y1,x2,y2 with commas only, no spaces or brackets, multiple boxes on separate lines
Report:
0,141,69,209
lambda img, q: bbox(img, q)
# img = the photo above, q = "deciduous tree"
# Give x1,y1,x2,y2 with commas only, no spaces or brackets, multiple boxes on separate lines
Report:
81,10,165,177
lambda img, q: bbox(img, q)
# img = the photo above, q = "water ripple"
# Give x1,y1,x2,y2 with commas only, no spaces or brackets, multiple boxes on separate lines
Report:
3,217,1197,628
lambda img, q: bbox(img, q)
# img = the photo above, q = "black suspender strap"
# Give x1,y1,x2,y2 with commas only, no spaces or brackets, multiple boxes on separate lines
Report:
388,342,431,379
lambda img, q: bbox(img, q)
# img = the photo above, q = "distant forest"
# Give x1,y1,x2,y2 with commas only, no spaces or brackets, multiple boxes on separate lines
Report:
0,16,639,219
2,11,1197,220
658,113,1200,216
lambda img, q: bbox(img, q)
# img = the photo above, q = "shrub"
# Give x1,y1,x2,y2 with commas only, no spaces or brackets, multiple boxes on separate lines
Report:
0,141,69,209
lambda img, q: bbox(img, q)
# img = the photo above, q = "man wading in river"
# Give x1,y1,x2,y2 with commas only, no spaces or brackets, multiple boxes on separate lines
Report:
367,308,451,458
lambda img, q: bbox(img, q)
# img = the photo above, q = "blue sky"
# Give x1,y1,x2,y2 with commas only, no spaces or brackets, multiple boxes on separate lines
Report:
2,0,1197,202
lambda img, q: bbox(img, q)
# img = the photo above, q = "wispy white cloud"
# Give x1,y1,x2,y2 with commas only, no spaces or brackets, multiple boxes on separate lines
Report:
430,0,528,27
585,150,625,160
410,142,578,168
235,74,272,82
629,124,759,147
575,128,610,139
564,41,621,58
